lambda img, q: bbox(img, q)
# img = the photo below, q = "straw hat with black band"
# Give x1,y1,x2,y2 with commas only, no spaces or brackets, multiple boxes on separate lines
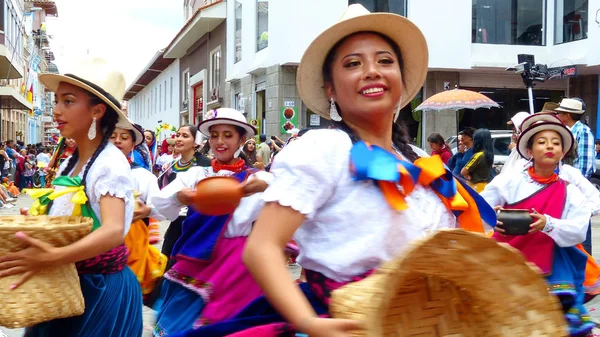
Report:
516,114,574,160
296,4,429,120
554,98,585,115
38,57,143,145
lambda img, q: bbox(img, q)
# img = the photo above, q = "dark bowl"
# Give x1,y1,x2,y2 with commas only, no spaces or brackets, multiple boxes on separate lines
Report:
497,209,532,236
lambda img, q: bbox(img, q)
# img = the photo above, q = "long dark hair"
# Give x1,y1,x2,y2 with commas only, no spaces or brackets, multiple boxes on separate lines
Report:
60,92,119,194
427,133,450,150
472,129,494,165
322,31,419,162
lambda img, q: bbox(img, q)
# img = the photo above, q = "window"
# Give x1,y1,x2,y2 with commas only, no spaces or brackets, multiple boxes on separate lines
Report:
256,0,268,51
164,80,167,110
472,0,546,46
210,47,222,100
170,77,173,108
235,0,243,62
348,0,406,16
159,84,162,112
182,70,190,104
555,0,587,44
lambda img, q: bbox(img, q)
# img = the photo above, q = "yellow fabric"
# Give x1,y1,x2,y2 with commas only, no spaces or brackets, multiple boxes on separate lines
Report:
24,186,88,216
467,181,488,193
124,219,167,295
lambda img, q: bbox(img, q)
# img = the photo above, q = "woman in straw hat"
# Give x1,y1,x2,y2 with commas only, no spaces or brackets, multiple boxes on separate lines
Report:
173,5,495,337
481,113,599,336
151,108,274,336
0,57,144,336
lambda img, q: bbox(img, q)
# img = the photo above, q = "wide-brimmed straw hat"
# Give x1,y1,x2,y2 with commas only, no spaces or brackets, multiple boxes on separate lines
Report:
517,113,573,160
554,98,585,114
198,108,257,139
38,57,140,141
297,4,429,119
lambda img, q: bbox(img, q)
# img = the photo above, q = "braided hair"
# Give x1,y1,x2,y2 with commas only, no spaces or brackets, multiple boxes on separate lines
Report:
60,92,119,196
323,31,419,162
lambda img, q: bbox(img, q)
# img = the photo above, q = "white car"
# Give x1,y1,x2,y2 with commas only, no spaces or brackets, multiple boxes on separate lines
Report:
446,131,513,173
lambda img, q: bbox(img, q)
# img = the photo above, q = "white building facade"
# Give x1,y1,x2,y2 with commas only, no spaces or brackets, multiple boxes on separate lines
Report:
224,0,598,145
127,56,181,135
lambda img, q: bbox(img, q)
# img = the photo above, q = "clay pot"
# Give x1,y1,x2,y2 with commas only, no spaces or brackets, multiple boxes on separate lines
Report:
193,177,244,216
497,209,532,236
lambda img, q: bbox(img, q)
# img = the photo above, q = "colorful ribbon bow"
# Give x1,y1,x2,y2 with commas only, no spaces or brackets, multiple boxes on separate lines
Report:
24,175,100,230
349,141,496,233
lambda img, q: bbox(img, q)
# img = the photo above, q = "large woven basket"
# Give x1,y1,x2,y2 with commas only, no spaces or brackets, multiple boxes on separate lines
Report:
0,215,93,328
330,229,568,337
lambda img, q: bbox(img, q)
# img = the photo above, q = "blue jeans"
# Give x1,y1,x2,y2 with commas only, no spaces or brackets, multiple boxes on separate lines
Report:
583,219,592,255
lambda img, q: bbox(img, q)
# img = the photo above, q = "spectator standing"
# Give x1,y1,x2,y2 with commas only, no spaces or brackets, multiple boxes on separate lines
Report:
426,132,452,164
256,134,271,167
555,98,596,178
448,127,476,177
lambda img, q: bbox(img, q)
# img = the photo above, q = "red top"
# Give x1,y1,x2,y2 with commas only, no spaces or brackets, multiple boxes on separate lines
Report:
432,146,452,164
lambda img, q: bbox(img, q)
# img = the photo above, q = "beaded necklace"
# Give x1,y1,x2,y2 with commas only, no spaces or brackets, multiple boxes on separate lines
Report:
172,156,197,172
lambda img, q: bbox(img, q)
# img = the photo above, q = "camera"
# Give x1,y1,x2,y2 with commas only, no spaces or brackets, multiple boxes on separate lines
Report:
506,54,548,87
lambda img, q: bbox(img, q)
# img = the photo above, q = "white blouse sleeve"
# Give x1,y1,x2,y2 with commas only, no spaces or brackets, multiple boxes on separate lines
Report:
135,168,166,221
542,184,591,247
560,164,600,215
152,167,206,221
262,129,350,219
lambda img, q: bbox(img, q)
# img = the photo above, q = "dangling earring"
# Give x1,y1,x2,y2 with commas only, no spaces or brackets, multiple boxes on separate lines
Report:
88,116,97,140
329,98,342,121
234,146,243,158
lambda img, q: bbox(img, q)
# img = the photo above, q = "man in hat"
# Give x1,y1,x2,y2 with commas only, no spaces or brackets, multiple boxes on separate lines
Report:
554,98,596,179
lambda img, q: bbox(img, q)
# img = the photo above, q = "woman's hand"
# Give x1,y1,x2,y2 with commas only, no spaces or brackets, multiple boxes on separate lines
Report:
242,178,268,196
493,206,506,234
176,188,196,205
529,208,546,234
0,232,62,289
132,201,152,222
300,317,363,337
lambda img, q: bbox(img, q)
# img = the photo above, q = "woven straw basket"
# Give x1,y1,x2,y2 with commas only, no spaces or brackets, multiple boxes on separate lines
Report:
0,215,92,328
330,229,568,337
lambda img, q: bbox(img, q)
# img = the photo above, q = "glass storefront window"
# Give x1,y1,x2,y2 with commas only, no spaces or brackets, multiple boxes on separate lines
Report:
235,1,242,63
256,0,268,51
555,0,588,44
348,0,406,16
472,0,546,46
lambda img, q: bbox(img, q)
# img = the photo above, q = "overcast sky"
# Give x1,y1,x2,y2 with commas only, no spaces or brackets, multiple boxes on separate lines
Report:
46,0,183,86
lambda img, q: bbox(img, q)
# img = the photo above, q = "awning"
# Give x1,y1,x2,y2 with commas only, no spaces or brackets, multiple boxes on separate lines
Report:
0,44,24,79
0,87,33,110
164,1,226,59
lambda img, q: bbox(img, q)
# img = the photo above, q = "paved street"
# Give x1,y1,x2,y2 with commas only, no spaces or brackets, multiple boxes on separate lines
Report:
1,196,600,336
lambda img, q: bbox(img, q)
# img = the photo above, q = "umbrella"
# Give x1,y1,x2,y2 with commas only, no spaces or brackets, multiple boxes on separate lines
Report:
414,89,500,145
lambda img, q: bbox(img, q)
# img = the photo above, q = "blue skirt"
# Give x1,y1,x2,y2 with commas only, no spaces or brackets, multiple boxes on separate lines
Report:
153,279,206,337
547,245,595,336
27,267,143,337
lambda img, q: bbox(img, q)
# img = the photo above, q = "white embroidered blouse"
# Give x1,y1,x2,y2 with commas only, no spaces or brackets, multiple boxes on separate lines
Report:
262,129,457,282
48,142,135,236
152,166,273,238
481,168,591,247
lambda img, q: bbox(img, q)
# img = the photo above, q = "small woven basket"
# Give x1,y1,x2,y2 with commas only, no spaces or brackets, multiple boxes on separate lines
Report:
0,215,93,328
330,229,568,337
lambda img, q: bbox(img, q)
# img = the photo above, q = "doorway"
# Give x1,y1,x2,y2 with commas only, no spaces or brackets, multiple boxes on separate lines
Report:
256,90,266,135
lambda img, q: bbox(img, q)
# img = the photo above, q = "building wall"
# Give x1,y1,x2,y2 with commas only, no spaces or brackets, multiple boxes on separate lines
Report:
128,59,181,131
179,20,227,123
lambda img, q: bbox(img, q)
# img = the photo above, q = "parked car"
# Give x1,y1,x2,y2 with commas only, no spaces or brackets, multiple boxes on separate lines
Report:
445,130,513,173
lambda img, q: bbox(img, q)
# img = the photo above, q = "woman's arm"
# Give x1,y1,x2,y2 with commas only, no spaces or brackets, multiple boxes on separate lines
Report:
243,203,318,331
